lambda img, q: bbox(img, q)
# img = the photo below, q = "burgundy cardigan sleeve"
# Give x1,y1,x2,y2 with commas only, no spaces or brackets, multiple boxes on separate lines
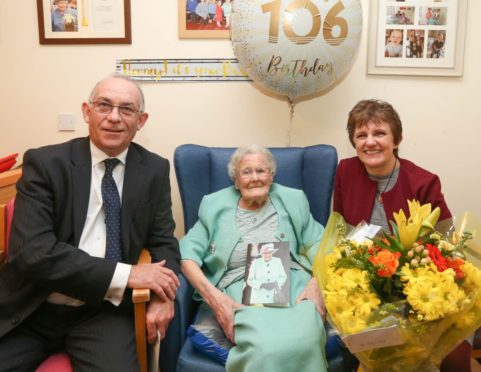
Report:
377,159,452,223
333,157,451,227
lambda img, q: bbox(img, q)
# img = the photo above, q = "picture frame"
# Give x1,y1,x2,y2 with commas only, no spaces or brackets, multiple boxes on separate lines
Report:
367,0,467,76
178,0,230,39
37,0,131,45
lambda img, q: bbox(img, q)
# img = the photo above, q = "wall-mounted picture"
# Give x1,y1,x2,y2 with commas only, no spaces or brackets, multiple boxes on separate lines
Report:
384,29,404,58
406,29,425,59
418,7,447,26
427,30,447,59
178,0,232,39
367,0,467,76
37,0,131,44
386,6,414,25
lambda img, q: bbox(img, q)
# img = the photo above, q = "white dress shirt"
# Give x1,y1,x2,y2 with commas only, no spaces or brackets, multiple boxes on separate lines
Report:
47,142,132,306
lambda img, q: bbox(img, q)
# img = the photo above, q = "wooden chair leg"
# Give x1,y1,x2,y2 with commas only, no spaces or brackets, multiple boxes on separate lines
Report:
133,249,152,372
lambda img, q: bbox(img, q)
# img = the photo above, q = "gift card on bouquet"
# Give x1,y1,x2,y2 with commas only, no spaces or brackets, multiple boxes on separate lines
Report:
346,221,383,244
342,324,404,353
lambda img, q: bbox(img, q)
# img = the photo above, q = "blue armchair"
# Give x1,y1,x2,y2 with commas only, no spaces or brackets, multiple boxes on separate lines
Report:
162,144,341,372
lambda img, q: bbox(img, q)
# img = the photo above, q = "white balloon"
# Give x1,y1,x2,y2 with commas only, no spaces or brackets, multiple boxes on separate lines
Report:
231,0,363,102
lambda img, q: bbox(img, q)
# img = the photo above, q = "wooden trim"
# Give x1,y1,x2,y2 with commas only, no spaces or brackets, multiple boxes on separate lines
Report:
0,168,21,188
135,301,148,372
0,204,5,260
133,249,151,372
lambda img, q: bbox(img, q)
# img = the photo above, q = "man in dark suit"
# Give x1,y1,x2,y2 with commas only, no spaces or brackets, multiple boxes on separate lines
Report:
0,76,180,371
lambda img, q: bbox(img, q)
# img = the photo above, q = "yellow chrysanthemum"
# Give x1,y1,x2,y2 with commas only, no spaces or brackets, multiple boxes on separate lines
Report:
403,265,466,320
324,265,379,334
400,264,425,284
324,251,339,264
341,268,370,290
461,262,481,293
352,292,381,317
326,268,369,293
335,311,368,334
325,293,355,315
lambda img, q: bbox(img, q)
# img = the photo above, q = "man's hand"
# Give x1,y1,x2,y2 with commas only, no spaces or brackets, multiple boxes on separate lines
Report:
146,295,174,343
295,277,326,319
128,260,180,302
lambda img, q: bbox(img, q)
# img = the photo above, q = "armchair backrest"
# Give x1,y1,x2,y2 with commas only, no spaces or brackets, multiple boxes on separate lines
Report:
174,144,338,232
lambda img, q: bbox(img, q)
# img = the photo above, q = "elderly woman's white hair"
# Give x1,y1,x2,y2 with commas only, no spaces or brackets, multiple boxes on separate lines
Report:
227,144,277,181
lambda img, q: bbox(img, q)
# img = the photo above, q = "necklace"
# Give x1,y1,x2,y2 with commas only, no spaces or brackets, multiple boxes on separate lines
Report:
377,158,398,204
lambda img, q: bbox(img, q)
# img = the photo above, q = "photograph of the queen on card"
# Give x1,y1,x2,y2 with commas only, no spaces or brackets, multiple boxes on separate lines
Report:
245,242,289,306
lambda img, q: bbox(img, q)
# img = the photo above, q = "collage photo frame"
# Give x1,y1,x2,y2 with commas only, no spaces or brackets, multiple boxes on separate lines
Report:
367,0,467,76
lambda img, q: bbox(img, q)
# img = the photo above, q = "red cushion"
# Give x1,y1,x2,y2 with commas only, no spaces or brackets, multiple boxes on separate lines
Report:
0,153,18,173
35,352,72,372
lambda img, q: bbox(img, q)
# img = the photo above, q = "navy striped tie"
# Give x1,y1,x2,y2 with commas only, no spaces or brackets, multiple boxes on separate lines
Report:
102,158,122,262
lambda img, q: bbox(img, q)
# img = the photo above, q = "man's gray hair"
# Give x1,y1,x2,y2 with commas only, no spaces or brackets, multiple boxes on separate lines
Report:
227,144,277,181
88,75,145,112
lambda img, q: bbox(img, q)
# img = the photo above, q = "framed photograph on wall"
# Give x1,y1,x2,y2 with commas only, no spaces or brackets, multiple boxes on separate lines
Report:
178,0,231,39
37,0,131,44
367,0,467,76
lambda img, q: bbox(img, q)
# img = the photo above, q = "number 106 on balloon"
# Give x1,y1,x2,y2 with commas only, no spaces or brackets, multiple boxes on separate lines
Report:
261,0,349,46
230,0,362,101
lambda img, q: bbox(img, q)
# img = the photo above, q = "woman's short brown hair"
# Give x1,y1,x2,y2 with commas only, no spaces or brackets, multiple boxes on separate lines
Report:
347,99,403,156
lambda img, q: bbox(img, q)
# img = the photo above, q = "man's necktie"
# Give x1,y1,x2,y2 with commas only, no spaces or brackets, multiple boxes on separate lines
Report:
102,158,122,262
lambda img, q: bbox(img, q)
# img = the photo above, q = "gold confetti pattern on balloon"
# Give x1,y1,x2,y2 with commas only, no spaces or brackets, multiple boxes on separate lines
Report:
231,0,363,101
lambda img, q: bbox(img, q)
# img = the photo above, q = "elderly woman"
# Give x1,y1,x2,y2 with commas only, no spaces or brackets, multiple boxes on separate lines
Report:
333,99,469,372
180,144,327,372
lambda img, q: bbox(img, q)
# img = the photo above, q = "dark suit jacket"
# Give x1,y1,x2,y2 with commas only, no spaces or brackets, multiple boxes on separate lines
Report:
0,137,180,337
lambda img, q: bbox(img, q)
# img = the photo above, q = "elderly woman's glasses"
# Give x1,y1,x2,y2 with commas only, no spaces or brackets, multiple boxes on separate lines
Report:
89,100,140,118
239,167,270,179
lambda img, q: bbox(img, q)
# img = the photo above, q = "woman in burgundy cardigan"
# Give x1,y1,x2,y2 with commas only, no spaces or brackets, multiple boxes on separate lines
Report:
333,99,470,372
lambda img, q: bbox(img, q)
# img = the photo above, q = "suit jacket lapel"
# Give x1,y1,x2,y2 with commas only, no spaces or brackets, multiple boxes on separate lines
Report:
71,138,92,246
122,144,147,262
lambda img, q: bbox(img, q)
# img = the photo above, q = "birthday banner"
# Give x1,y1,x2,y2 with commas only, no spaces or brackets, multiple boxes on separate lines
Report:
115,59,251,81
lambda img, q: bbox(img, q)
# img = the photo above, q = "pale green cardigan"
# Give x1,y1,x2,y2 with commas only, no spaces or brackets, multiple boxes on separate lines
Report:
180,183,325,289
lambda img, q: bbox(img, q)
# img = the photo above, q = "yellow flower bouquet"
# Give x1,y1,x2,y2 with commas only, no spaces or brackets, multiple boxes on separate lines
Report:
314,200,481,371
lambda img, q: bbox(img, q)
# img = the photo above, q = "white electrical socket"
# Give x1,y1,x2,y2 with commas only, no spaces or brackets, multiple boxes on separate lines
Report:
57,113,76,131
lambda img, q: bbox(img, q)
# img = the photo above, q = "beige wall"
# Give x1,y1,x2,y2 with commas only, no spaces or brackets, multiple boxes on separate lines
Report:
0,1,479,237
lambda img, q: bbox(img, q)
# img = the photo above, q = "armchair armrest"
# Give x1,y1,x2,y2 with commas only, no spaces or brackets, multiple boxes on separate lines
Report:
133,248,151,372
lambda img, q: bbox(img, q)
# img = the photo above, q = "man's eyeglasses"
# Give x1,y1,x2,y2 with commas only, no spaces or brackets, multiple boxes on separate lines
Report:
239,167,270,179
89,100,140,118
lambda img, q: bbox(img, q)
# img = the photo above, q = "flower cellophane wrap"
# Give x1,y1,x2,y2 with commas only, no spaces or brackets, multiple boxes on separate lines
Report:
313,201,481,372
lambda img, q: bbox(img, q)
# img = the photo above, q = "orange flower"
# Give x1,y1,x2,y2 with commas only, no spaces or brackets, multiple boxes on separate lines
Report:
369,249,402,278
446,257,466,280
